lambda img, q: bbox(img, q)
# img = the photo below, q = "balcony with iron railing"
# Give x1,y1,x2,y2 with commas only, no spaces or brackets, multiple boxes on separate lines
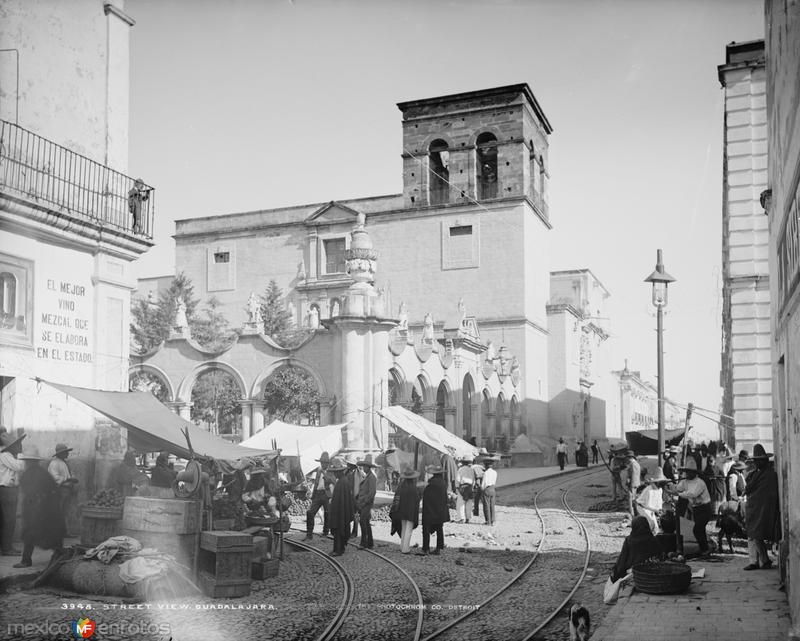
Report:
0,119,154,239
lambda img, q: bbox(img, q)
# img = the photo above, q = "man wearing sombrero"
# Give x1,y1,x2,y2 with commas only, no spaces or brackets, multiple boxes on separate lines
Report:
0,430,26,555
743,444,780,570
356,455,378,550
48,444,78,530
305,451,334,541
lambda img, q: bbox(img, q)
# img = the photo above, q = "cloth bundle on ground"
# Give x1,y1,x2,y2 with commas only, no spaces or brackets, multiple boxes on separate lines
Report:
43,537,198,601
84,536,143,564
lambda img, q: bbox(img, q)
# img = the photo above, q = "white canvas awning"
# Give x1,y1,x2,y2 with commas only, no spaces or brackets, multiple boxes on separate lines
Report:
240,421,346,475
377,405,478,460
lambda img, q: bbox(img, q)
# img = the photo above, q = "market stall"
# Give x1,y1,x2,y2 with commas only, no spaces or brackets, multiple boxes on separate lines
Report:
240,420,346,476
38,380,285,598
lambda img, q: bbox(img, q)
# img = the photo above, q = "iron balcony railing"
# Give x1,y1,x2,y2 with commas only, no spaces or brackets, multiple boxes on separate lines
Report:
0,119,154,238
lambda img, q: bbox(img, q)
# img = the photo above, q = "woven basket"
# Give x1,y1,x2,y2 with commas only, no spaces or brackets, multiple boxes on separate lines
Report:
632,561,692,595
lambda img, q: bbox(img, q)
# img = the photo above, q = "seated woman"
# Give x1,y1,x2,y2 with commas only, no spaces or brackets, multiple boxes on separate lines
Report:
611,515,664,582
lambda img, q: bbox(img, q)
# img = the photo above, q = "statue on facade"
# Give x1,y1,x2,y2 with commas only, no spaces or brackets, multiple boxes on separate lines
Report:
331,299,340,317
398,302,408,330
174,298,188,331
247,291,262,325
485,340,497,362
422,312,434,343
356,211,366,230
297,261,306,282
308,306,320,330
457,298,468,329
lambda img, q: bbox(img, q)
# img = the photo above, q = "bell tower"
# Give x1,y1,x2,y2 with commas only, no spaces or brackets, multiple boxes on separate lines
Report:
397,84,553,220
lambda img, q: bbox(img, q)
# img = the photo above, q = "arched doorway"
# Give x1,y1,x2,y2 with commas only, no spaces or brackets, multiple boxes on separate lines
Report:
496,393,507,453
129,368,172,404
263,365,321,425
481,389,493,450
435,381,449,429
190,369,243,435
462,374,475,442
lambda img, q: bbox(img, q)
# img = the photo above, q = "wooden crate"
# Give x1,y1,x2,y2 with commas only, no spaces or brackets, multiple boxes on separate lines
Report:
122,528,197,568
198,572,250,598
122,497,199,534
251,559,279,580
198,548,251,582
200,531,251,551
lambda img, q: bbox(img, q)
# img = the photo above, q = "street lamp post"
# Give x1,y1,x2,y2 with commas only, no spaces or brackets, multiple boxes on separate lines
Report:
644,249,676,467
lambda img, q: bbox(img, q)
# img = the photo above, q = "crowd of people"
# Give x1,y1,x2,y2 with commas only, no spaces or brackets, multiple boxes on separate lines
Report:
607,439,781,582
303,449,503,557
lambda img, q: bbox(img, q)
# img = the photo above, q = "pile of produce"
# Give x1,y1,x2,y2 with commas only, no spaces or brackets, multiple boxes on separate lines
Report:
87,489,125,509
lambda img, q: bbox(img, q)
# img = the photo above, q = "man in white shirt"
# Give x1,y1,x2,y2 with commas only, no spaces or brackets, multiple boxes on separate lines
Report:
481,456,499,526
0,431,26,555
667,457,712,556
556,438,568,471
455,457,475,523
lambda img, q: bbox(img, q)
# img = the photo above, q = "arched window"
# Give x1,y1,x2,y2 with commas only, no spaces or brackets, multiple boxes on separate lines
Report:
476,133,498,200
429,139,450,205
0,272,16,317
529,141,540,197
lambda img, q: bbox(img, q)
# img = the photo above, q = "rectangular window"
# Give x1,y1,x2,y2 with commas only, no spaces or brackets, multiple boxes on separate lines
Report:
449,225,472,237
324,238,347,274
208,246,235,291
442,218,479,270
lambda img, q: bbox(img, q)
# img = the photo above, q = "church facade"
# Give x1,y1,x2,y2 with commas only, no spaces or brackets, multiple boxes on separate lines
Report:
162,84,617,450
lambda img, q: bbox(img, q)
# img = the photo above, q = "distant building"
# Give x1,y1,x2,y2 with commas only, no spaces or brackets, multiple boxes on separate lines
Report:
764,0,800,634
611,361,685,437
547,269,616,443
0,2,153,504
718,41,772,453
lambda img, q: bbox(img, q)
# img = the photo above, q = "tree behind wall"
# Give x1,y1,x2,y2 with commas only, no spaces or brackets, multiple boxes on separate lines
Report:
259,279,312,349
263,367,320,425
131,274,237,353
191,370,242,435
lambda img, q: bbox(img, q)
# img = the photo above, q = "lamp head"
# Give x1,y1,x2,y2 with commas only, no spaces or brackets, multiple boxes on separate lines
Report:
644,249,676,307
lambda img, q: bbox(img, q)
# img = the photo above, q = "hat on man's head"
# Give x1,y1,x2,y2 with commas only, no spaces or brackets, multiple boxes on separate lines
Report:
646,467,668,484
359,454,378,468
400,467,419,479
344,453,360,467
18,444,43,461
663,445,681,455
53,443,73,457
328,457,347,472
0,431,26,453
316,451,330,464
679,457,699,472
747,443,773,461
425,464,444,475
730,461,748,472
483,455,500,466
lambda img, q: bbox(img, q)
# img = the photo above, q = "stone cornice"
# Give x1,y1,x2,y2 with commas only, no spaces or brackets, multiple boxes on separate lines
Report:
1,192,153,261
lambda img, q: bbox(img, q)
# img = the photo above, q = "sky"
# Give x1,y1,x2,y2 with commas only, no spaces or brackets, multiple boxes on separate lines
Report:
127,0,764,437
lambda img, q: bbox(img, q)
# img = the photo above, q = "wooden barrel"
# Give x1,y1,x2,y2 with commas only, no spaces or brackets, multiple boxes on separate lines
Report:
81,506,123,547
